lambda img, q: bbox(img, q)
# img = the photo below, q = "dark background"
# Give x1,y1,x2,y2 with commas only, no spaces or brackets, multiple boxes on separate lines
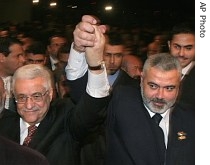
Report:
31,0,195,28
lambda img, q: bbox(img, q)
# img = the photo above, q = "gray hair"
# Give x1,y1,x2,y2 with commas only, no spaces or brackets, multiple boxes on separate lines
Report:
12,64,54,93
143,53,182,77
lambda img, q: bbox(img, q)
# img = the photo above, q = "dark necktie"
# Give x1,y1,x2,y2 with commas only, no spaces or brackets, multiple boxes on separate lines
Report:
23,125,37,146
152,113,162,125
152,113,166,164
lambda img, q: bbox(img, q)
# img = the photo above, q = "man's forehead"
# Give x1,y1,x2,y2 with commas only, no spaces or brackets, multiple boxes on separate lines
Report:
27,54,45,58
172,33,195,41
105,44,124,52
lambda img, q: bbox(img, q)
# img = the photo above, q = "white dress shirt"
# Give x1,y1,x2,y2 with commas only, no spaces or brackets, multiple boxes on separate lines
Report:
49,56,59,71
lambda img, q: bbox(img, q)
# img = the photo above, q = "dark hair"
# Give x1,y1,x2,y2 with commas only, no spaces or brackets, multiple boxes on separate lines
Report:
106,32,124,45
0,37,22,57
169,22,195,40
26,41,46,55
48,34,67,45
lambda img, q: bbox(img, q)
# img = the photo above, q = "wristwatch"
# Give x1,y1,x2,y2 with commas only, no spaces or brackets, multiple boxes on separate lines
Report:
88,61,105,71
88,65,102,70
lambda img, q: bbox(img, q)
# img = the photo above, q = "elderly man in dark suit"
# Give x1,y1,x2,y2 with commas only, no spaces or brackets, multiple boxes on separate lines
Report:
0,30,110,165
69,15,195,165
0,77,49,165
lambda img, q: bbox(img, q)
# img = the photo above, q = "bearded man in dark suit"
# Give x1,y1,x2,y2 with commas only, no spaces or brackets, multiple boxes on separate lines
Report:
68,15,195,165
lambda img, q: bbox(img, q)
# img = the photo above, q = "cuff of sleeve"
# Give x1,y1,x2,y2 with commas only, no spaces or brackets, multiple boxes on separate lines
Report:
86,68,110,98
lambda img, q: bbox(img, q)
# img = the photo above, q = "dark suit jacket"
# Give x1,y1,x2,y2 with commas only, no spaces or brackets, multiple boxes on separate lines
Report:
45,54,54,71
178,66,195,108
0,135,49,165
67,69,140,165
105,86,195,165
0,93,109,165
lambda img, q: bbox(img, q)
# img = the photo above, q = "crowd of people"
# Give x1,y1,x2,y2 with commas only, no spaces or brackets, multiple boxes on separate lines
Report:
0,14,194,165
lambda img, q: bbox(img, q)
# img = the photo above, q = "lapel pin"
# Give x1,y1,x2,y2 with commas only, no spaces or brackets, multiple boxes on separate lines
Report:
177,131,187,141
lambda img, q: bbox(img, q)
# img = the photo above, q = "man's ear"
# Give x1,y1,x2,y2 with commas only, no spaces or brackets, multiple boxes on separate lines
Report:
47,45,50,52
0,53,6,62
43,57,47,65
167,41,171,50
140,71,144,78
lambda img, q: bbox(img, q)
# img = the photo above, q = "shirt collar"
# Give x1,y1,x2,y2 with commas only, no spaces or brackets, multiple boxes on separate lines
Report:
20,118,40,129
182,61,195,76
108,70,120,86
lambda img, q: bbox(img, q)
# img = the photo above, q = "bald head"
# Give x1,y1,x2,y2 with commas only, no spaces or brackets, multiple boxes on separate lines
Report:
121,54,143,79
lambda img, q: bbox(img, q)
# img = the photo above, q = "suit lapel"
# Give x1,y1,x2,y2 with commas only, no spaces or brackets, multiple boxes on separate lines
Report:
29,106,58,150
166,106,189,164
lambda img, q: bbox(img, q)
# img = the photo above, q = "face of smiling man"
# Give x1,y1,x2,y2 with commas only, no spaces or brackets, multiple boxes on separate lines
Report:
14,77,53,125
12,64,54,125
168,33,195,68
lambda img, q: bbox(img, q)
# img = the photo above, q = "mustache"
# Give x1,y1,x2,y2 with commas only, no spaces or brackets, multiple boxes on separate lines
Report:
178,56,188,60
151,98,166,104
22,109,39,112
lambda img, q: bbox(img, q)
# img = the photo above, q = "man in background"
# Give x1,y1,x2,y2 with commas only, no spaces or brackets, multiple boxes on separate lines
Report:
121,54,143,80
168,21,195,108
46,34,68,71
0,37,26,111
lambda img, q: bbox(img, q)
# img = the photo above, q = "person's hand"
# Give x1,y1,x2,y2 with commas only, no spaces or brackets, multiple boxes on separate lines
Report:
73,15,107,53
85,25,105,69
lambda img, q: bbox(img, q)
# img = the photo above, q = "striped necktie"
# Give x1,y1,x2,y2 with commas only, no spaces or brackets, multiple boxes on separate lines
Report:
23,125,37,146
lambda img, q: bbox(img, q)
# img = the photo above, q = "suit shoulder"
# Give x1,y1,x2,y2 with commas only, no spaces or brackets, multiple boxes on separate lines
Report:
0,110,19,121
173,102,195,122
48,97,75,117
117,69,140,87
112,85,141,101
0,136,49,165
175,102,195,113
51,97,74,107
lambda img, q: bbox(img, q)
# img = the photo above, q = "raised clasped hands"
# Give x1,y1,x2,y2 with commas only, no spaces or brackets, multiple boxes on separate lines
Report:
85,24,105,67
73,15,107,70
73,15,107,52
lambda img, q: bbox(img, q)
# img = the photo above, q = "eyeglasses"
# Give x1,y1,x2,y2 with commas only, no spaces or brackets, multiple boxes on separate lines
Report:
15,90,49,104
